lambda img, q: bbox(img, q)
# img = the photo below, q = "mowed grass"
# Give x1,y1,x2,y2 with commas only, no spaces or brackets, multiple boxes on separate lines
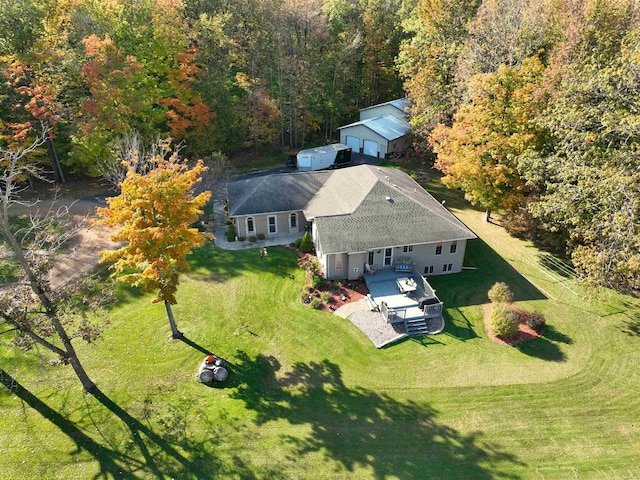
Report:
1,181,640,479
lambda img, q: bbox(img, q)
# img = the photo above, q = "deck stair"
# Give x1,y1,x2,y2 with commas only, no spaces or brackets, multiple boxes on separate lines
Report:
405,317,429,335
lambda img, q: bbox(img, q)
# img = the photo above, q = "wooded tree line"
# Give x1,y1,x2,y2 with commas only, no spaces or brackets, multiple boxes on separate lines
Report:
0,0,638,293
399,0,639,294
0,0,405,168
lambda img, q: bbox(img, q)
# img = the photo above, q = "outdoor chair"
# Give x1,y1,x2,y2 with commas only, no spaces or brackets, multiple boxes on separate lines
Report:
365,263,378,275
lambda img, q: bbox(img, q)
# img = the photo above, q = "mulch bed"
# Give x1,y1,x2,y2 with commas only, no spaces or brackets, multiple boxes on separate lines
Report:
482,303,542,346
286,246,369,313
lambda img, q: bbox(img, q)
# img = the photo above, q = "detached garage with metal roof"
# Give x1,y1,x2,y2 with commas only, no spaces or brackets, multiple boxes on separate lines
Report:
338,98,411,159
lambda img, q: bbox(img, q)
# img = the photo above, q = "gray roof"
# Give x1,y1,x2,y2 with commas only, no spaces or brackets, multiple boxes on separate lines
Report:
338,115,411,141
227,165,476,254
227,170,331,216
359,98,410,115
314,166,476,254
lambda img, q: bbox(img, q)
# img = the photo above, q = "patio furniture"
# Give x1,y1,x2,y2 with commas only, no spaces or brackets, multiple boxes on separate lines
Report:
396,277,417,294
395,263,412,273
365,263,378,275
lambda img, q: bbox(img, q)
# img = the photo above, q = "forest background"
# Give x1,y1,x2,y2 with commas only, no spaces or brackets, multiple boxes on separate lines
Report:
0,0,638,294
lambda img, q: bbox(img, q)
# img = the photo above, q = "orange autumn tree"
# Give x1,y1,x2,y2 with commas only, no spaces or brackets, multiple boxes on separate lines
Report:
96,142,211,338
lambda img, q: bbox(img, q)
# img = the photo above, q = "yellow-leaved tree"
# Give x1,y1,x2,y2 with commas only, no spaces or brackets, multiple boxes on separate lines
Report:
95,145,212,338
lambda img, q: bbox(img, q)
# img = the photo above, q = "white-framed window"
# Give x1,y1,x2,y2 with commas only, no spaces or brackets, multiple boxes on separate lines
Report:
335,257,342,270
384,248,393,266
246,217,255,234
424,265,434,275
443,263,452,272
450,241,457,254
403,245,413,253
268,216,277,234
289,213,297,229
435,242,443,255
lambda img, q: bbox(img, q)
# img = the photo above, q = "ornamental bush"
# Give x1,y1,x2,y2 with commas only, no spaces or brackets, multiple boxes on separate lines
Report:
489,303,520,338
311,274,326,289
488,282,514,304
526,311,546,330
225,225,236,242
299,231,314,253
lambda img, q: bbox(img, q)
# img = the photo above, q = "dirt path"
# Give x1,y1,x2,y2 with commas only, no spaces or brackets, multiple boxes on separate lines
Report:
7,198,119,289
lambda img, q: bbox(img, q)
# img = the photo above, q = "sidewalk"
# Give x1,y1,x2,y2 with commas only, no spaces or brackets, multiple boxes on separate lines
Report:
211,201,304,251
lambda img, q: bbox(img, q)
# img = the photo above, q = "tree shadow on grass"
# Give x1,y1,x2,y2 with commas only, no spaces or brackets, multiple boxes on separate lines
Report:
515,325,571,362
1,370,140,479
1,370,271,479
229,351,525,479
430,238,546,308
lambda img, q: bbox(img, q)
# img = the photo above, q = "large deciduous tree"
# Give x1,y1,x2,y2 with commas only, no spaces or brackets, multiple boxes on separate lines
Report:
95,141,212,338
430,55,546,221
0,134,103,392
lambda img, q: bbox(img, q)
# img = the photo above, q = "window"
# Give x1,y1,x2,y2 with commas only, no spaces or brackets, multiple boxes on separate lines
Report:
290,213,297,229
443,263,452,272
442,264,447,272
450,241,457,254
335,257,342,270
246,217,254,234
435,242,442,255
268,216,277,234
403,245,413,253
384,248,393,267
368,251,374,265
424,266,434,275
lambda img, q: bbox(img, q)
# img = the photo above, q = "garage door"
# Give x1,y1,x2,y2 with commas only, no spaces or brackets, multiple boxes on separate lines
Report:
345,135,360,152
363,139,378,157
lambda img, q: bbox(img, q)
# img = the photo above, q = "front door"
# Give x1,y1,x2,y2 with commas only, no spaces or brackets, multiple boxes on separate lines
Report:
383,247,393,267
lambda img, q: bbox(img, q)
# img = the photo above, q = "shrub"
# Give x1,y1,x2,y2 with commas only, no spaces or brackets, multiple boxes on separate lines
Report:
319,291,332,303
311,274,326,289
238,236,246,242
489,303,520,338
293,238,303,248
225,225,236,242
488,282,514,304
298,255,321,276
309,297,323,309
257,233,266,240
299,231,314,253
248,236,257,242
526,311,546,330
330,281,343,293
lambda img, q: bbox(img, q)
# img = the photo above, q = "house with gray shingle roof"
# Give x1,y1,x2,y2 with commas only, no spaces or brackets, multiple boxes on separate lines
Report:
226,165,476,281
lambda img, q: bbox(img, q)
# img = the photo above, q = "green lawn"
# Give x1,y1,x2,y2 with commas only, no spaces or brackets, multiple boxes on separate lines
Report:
1,180,639,479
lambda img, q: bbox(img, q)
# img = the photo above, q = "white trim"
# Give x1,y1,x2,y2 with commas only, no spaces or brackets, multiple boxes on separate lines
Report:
246,216,255,235
268,215,277,234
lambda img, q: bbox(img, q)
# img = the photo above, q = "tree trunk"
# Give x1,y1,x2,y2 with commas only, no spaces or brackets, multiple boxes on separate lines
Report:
0,220,95,391
45,131,65,184
485,209,492,222
164,300,183,339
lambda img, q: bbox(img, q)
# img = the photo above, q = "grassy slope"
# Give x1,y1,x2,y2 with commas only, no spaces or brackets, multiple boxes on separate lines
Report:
1,179,639,479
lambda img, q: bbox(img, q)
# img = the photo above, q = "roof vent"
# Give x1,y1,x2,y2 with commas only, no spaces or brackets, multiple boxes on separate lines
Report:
386,196,394,203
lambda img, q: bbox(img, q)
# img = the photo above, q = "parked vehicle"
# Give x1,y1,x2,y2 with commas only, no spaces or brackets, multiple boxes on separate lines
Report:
295,143,352,171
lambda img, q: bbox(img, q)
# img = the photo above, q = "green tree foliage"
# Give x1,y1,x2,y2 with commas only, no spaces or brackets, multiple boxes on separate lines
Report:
430,56,546,220
95,141,212,338
488,282,514,304
488,302,519,338
528,2,640,293
299,231,314,253
398,0,481,133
